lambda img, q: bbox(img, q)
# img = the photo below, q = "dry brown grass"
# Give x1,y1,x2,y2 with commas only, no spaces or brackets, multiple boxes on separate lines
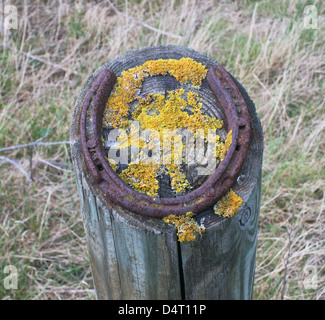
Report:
0,0,324,299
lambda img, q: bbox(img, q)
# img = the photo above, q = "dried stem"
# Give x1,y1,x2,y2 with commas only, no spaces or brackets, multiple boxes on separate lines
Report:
2,44,75,74
0,156,32,182
35,159,73,173
0,140,70,153
106,0,182,40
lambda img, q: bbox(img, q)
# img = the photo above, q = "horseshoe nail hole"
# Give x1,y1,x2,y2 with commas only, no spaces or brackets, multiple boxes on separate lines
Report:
97,164,104,171
235,144,241,151
239,125,246,130
240,208,251,226
237,174,246,185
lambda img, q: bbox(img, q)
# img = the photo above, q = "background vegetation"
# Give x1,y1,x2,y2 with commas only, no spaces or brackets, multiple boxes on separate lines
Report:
0,0,324,299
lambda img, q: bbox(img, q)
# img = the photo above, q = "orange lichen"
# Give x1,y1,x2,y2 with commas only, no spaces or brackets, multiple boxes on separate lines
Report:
163,212,205,242
214,189,243,218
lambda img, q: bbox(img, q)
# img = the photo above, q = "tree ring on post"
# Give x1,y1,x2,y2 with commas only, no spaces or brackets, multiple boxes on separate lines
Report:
79,51,250,218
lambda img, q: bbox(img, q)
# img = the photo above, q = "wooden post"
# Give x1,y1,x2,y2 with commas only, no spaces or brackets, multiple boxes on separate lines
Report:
70,46,263,300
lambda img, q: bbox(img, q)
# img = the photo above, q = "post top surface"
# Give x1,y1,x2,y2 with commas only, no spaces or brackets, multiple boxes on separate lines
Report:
74,46,253,218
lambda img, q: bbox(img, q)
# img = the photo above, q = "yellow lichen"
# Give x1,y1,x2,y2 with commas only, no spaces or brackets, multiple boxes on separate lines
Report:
163,212,205,242
133,89,223,134
187,91,199,107
103,58,208,128
167,164,190,194
214,189,243,218
106,157,118,171
116,88,224,195
220,130,232,161
103,57,230,198
119,161,159,197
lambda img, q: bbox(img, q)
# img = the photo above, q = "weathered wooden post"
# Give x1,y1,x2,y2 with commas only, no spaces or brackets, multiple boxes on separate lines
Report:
70,46,263,300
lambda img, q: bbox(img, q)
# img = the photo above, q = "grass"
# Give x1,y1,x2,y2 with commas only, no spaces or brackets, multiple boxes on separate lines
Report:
0,0,324,300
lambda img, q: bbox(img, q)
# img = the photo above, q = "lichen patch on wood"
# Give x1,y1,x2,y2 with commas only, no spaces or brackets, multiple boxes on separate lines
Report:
163,212,206,242
102,57,244,242
214,189,243,218
102,58,229,198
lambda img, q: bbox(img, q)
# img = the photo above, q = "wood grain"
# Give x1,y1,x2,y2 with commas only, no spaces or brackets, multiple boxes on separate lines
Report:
70,46,263,300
